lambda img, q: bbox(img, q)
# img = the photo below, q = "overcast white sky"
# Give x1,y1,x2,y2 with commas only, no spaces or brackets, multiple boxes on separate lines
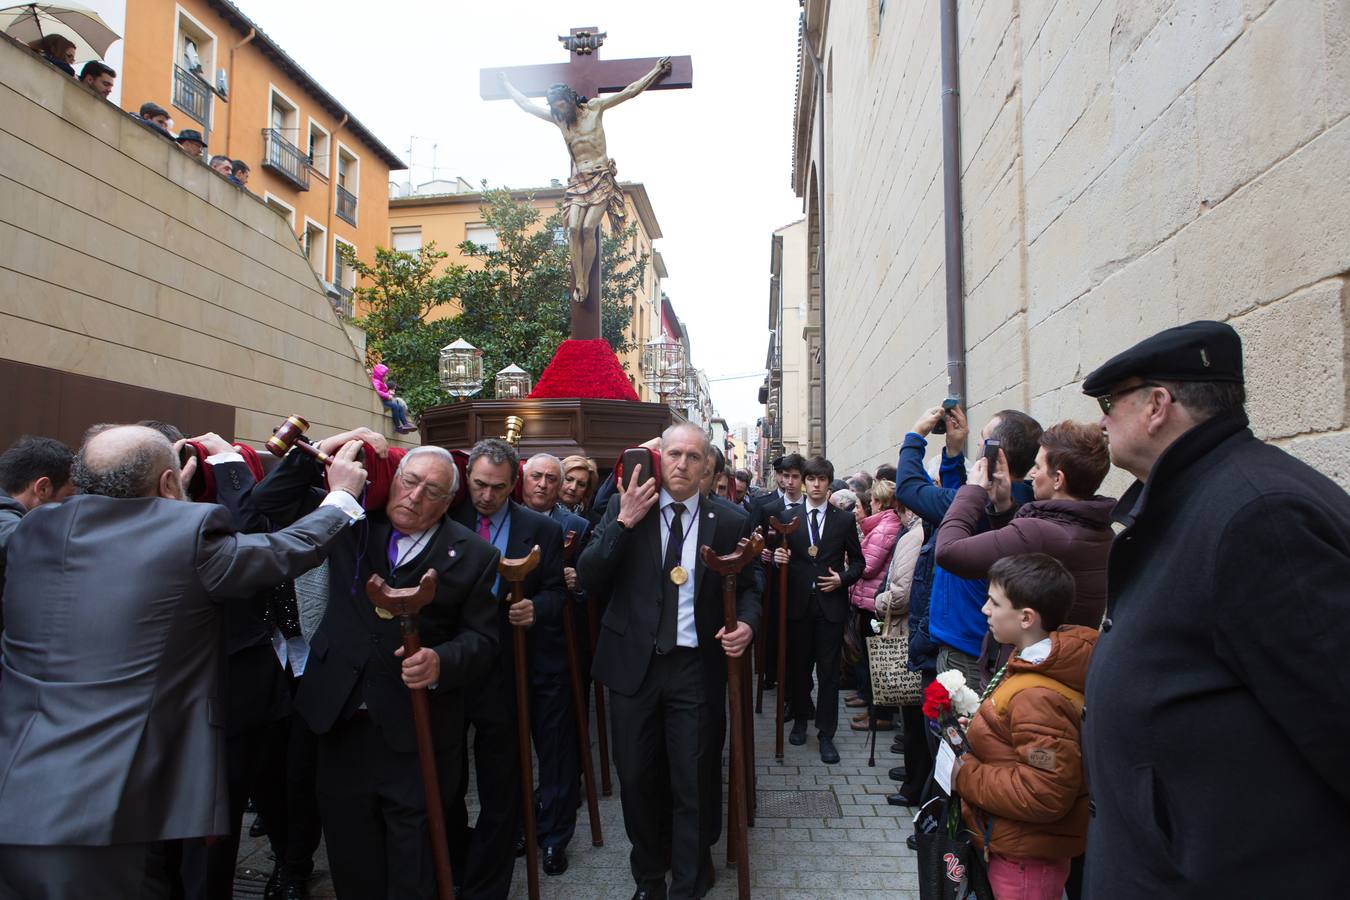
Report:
225,0,806,428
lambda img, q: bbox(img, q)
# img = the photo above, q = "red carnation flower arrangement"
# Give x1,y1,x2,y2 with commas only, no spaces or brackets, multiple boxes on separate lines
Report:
529,339,640,401
923,672,979,754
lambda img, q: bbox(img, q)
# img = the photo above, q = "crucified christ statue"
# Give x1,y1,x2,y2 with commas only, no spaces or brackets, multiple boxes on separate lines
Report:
499,56,671,309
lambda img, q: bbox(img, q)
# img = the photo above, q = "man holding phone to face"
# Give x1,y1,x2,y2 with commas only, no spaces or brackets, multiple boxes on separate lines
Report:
772,455,864,764
578,423,760,900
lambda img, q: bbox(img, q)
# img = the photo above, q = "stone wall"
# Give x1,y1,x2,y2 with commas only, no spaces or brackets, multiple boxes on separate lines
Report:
0,35,393,448
803,0,1349,489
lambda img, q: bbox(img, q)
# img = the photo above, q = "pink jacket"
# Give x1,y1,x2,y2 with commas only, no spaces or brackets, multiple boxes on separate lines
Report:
849,509,903,613
370,363,393,401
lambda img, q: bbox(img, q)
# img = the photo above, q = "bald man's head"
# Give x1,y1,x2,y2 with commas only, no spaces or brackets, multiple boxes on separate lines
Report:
72,425,180,499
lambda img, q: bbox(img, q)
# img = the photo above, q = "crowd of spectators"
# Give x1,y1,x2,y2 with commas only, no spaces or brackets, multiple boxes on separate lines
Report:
23,33,253,191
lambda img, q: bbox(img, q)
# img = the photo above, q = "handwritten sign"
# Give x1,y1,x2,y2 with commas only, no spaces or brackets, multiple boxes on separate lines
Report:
866,635,923,706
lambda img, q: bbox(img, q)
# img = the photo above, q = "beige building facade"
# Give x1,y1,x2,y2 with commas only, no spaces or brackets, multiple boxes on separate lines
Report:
792,0,1350,488
764,218,815,466
0,36,392,450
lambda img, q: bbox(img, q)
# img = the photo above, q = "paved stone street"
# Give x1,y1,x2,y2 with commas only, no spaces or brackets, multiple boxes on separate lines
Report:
236,687,920,898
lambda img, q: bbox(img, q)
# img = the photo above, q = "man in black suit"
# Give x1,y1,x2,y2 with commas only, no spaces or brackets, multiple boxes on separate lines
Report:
747,453,805,690
578,424,761,900
773,455,863,765
251,442,500,899
448,439,569,894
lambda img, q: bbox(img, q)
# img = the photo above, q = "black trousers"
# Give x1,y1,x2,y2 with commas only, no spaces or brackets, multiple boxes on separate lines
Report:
760,570,781,682
262,675,323,883
448,669,521,900
610,648,716,900
898,703,933,798
317,710,461,899
530,670,579,850
0,842,171,900
787,595,846,738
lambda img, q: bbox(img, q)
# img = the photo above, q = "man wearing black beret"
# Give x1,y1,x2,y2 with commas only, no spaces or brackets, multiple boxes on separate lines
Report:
1079,320,1350,897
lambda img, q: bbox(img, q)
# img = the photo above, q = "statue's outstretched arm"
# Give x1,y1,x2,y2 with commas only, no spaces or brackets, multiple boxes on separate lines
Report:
499,72,555,123
592,57,672,111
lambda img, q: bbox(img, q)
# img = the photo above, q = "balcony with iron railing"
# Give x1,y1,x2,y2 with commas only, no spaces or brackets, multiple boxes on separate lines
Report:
261,129,310,190
171,65,211,136
335,184,357,225
332,286,354,318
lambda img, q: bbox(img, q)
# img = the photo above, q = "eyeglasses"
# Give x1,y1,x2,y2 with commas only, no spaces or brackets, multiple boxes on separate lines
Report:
397,471,450,502
1097,383,1161,415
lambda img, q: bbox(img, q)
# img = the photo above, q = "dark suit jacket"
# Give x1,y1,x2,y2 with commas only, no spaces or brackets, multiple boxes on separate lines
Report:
782,502,864,623
452,500,567,676
0,494,348,845
210,459,292,734
253,452,500,755
578,494,761,698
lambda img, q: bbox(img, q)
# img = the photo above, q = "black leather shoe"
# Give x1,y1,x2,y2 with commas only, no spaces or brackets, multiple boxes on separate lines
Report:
788,722,807,745
514,834,526,858
248,814,267,838
890,738,903,754
542,846,568,876
263,868,283,900
906,833,920,851
762,680,776,690
283,880,308,900
819,736,840,764
632,887,667,900
889,765,907,782
887,791,919,807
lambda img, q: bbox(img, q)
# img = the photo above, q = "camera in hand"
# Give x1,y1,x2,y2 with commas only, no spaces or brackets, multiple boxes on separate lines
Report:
984,438,1002,469
931,396,961,435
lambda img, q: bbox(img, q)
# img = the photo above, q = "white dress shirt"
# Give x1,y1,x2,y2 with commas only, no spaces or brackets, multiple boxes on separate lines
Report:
804,498,829,545
657,489,702,649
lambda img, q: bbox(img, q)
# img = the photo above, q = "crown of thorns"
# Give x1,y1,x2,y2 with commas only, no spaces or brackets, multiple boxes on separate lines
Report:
546,83,586,106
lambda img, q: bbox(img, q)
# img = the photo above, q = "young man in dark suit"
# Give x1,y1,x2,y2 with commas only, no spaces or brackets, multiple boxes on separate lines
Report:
579,424,761,900
448,439,570,892
773,455,864,764
747,453,805,690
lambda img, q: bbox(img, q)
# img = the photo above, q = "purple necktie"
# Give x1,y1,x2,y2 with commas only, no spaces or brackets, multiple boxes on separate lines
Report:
387,529,405,569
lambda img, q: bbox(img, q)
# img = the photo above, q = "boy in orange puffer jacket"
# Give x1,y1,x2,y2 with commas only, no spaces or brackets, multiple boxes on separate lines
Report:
950,553,1097,900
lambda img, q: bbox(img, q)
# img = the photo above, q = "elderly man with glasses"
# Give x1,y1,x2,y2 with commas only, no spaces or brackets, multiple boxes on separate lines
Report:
250,435,501,900
1079,320,1350,899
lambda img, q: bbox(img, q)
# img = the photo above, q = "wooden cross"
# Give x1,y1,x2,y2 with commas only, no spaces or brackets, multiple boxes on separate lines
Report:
479,27,693,101
480,29,693,341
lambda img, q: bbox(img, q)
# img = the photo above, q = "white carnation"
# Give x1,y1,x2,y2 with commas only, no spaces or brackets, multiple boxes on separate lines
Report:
951,686,982,717
935,670,968,694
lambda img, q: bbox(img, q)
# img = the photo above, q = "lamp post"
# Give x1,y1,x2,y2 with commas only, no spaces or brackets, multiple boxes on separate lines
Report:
641,335,685,408
439,339,484,400
494,364,533,400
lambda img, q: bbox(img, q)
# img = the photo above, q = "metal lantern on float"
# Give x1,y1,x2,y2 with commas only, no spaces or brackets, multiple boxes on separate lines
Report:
439,338,483,399
642,335,685,400
494,364,532,400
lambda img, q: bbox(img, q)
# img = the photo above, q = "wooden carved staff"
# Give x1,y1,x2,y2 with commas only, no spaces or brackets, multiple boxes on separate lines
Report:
365,570,454,900
701,532,764,900
561,531,603,847
768,515,801,763
585,591,613,795
500,546,542,900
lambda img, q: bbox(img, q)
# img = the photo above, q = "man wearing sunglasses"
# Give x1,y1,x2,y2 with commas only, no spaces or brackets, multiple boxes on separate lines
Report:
1079,320,1350,898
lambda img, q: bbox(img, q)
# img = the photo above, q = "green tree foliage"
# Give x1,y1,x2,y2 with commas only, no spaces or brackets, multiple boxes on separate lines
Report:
342,187,642,417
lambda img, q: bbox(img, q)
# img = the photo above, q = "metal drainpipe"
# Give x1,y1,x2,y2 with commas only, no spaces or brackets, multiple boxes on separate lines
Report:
223,28,256,159
939,0,969,416
801,26,828,457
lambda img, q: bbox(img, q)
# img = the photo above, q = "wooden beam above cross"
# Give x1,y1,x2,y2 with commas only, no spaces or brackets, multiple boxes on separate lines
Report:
480,26,693,101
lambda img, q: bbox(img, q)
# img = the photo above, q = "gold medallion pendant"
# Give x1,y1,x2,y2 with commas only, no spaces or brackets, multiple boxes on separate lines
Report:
669,565,690,586
375,606,395,620
807,546,819,558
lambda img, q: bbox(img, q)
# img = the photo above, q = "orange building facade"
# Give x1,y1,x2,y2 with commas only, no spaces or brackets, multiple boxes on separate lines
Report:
388,183,668,401
118,0,405,315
